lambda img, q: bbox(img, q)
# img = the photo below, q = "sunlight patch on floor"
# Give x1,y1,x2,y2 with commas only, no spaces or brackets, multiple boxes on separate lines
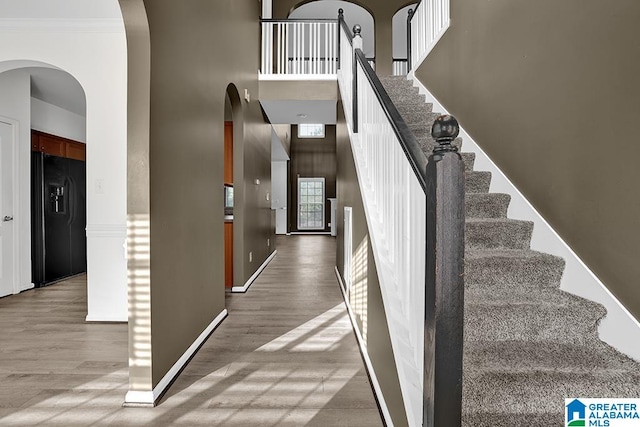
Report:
255,304,351,352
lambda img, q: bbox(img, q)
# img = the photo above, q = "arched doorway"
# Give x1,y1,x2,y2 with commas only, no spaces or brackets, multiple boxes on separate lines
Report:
224,84,244,292
0,0,128,321
0,64,87,298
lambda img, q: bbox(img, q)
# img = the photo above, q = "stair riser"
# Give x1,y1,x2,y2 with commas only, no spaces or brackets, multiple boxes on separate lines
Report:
384,87,427,100
465,221,533,250
466,194,510,218
464,339,634,373
462,412,559,427
389,96,432,110
466,171,492,193
463,371,640,416
398,106,435,127
461,152,475,170
465,303,603,343
465,255,565,287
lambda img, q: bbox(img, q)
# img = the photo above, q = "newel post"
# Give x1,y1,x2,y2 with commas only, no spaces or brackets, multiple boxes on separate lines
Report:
352,24,362,133
424,115,465,427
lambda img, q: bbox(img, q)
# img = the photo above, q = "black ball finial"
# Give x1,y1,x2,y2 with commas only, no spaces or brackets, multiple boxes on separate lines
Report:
353,24,361,36
338,8,344,16
408,8,414,17
431,115,460,153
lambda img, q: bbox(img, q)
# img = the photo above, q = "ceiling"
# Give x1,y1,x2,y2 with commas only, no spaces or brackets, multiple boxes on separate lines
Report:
261,100,337,125
25,67,86,116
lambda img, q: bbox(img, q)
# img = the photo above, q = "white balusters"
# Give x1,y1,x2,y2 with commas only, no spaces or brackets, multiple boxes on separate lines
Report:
393,59,408,76
410,0,450,70
341,42,426,424
260,20,339,76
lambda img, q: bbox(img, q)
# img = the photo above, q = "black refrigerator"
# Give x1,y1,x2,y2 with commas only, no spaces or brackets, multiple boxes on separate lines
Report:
31,152,87,287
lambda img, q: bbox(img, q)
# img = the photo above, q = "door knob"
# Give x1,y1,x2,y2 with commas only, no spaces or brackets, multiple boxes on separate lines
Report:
3,216,13,222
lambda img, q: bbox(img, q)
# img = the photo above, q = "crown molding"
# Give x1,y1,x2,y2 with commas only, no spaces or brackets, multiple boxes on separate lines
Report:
0,18,124,33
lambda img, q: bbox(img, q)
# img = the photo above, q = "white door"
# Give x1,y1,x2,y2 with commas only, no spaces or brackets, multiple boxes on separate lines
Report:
0,120,15,297
297,177,325,230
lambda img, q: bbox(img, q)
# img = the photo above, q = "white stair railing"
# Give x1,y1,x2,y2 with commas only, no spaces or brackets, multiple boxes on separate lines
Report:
338,17,464,427
409,0,450,71
260,19,338,76
338,21,426,427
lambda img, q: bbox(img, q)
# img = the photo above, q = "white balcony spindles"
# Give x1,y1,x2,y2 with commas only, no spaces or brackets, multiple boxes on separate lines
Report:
410,0,450,70
260,20,339,77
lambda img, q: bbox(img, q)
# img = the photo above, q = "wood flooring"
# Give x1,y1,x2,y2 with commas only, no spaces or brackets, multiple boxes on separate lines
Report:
0,236,382,426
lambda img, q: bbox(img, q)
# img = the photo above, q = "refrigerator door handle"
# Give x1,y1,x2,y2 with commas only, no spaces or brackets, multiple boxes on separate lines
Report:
67,176,76,226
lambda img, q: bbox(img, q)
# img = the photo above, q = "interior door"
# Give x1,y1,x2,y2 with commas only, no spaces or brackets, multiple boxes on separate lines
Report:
0,120,15,297
297,177,325,230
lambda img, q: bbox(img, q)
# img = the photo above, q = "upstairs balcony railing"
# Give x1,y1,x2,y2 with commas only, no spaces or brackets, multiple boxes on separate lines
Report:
260,19,339,76
260,17,374,78
408,0,450,72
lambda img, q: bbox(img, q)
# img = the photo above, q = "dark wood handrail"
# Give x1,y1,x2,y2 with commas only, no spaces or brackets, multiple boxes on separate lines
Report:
354,49,429,191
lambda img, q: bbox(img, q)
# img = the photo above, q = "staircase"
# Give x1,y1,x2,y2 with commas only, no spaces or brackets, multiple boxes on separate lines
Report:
379,75,640,425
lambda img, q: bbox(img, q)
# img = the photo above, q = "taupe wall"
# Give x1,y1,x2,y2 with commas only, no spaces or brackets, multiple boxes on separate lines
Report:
272,0,416,75
120,0,273,389
289,125,337,232
416,0,640,319
335,102,408,426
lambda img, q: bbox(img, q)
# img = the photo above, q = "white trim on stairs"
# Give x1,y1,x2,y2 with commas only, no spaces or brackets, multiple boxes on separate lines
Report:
231,250,277,293
335,267,394,427
408,71,640,362
124,309,228,406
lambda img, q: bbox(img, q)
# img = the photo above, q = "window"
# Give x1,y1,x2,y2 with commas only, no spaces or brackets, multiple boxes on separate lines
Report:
297,177,325,230
298,124,325,138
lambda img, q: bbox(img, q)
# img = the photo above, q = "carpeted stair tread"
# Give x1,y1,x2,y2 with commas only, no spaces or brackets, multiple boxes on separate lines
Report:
466,193,510,218
465,340,640,374
464,299,605,343
465,249,565,287
465,218,533,250
465,171,492,193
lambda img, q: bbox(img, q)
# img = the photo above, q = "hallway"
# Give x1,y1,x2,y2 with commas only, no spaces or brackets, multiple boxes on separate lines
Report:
0,236,382,426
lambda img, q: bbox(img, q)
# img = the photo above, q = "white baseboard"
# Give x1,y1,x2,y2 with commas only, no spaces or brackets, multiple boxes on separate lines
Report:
124,309,228,406
408,72,640,362
231,250,277,293
334,266,394,427
19,283,34,293
86,314,127,323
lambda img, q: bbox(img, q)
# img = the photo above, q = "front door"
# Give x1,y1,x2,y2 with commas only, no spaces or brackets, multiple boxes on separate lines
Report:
297,177,325,230
0,119,15,297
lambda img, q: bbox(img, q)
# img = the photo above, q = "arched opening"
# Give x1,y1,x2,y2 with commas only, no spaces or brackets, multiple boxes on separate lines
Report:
0,0,128,322
224,84,243,292
289,0,375,62
392,3,418,75
0,63,87,300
